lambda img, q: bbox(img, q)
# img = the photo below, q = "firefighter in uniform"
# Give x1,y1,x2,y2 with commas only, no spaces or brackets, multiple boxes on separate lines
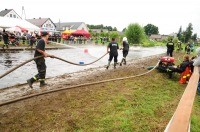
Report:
28,32,36,49
167,55,190,78
106,38,119,69
2,30,9,49
166,39,174,57
120,37,129,66
27,32,54,88
177,41,182,52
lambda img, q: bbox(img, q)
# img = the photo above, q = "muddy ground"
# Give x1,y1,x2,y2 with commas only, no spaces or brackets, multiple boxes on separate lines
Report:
0,52,193,131
0,53,162,103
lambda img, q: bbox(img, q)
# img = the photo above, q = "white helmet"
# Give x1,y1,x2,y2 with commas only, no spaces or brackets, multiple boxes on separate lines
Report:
122,37,127,42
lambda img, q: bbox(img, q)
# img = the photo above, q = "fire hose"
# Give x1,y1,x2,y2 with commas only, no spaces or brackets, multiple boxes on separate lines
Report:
0,61,160,106
0,53,108,79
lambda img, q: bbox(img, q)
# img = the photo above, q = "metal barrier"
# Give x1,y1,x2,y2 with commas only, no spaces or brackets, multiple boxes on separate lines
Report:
165,66,199,132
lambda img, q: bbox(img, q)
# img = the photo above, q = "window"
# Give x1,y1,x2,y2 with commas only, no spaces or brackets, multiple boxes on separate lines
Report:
10,14,12,17
13,15,16,18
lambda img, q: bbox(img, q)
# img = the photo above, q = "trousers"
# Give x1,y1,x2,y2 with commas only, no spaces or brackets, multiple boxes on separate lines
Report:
33,59,46,81
108,55,118,62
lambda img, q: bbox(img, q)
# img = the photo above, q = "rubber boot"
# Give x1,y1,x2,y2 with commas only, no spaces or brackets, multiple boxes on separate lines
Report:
106,61,111,69
124,58,126,65
114,62,117,69
120,58,124,66
40,81,47,87
27,78,35,88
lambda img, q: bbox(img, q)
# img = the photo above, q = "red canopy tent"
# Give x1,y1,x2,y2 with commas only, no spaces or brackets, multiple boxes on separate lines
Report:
72,30,90,38
16,26,28,32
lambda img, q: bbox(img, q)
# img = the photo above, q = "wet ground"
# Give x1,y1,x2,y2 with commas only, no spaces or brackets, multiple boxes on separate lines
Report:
0,45,166,88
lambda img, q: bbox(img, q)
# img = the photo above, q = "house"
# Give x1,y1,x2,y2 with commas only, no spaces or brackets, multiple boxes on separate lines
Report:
91,29,109,33
0,9,21,19
55,22,89,32
150,34,169,41
26,18,56,32
161,35,168,40
150,34,162,41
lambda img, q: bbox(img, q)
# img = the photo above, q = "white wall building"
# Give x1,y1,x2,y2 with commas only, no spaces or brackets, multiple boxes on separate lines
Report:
55,22,89,32
26,18,56,32
0,9,21,19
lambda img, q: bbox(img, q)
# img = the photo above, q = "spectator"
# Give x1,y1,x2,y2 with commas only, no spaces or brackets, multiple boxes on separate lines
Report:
193,47,200,94
167,55,190,78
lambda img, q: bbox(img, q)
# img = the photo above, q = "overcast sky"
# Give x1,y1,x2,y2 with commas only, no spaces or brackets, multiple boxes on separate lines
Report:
1,0,199,36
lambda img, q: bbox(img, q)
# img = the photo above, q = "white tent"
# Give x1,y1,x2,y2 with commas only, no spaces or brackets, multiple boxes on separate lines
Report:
0,16,40,32
6,27,21,32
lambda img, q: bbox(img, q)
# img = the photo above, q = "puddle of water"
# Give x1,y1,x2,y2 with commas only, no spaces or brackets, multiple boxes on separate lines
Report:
0,45,166,88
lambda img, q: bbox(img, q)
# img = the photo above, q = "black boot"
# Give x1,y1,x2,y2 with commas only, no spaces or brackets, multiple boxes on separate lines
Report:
106,61,111,69
40,81,47,87
27,78,35,88
120,58,124,66
124,58,126,65
114,62,117,69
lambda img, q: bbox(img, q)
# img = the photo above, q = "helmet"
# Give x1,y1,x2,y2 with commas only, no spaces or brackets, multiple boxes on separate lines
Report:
122,37,127,42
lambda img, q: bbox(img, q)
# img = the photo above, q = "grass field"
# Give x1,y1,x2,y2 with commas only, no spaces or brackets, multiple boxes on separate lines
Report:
0,52,199,131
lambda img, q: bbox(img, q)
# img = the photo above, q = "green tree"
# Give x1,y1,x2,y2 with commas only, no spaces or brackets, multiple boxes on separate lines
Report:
113,27,117,31
100,32,106,37
185,23,193,42
177,26,182,40
110,31,119,39
192,33,197,41
122,28,126,32
125,23,146,44
144,24,159,36
173,37,179,44
105,32,110,37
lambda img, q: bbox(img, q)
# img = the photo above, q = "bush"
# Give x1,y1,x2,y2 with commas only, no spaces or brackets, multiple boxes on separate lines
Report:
142,41,155,47
173,37,179,43
125,23,146,44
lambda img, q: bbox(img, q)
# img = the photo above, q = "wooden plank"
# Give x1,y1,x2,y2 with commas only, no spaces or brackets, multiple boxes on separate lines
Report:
168,66,199,132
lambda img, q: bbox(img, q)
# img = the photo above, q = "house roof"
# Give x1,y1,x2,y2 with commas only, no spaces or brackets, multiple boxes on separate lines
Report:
26,18,50,27
0,9,22,19
0,9,12,17
55,22,84,30
150,34,162,39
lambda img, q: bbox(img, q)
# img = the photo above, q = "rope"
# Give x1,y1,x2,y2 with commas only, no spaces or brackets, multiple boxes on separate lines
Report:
0,61,160,107
0,53,108,79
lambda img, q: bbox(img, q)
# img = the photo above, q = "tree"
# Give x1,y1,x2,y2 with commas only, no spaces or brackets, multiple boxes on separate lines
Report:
113,27,117,31
122,28,126,32
110,31,119,39
173,37,179,44
100,32,106,37
185,23,193,42
87,24,115,31
125,23,146,44
177,26,182,40
144,24,159,36
192,33,197,41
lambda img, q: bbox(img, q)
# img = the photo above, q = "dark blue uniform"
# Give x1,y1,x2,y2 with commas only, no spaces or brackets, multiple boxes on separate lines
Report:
167,40,174,57
108,42,119,62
